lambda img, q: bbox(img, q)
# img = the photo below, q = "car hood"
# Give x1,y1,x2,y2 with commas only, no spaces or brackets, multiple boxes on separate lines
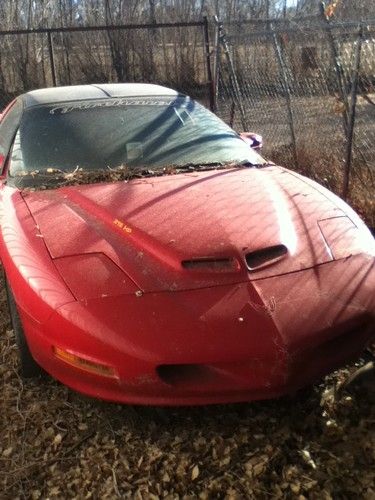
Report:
22,166,374,294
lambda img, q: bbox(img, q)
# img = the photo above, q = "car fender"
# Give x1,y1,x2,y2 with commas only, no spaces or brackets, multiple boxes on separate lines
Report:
0,185,75,324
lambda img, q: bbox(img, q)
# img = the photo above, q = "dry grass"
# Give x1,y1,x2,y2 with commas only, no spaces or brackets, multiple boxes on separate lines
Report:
0,270,374,498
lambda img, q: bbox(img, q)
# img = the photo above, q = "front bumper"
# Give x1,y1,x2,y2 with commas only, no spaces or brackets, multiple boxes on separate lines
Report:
24,254,375,405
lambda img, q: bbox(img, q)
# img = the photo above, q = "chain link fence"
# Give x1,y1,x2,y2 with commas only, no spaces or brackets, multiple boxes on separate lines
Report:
0,21,211,108
215,17,375,225
0,16,374,224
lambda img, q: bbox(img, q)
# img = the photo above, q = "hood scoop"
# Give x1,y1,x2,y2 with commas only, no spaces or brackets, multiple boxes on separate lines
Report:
181,257,238,272
246,245,288,271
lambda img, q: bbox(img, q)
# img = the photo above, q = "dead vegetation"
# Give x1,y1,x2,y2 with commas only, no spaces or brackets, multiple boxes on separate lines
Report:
12,165,160,190
1,271,374,499
12,163,245,191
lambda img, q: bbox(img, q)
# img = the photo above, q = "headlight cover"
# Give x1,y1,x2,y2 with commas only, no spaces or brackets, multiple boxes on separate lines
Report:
318,216,375,260
54,252,139,300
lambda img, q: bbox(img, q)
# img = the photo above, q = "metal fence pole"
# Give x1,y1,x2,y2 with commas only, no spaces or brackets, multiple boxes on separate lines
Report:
212,17,221,112
320,3,349,133
47,30,57,87
271,23,298,167
217,20,248,131
203,16,215,112
342,24,364,200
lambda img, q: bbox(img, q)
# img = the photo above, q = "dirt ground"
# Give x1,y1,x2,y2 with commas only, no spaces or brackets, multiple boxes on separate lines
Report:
0,271,374,499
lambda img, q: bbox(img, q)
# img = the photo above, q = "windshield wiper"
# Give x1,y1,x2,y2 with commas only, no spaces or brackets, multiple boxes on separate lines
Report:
173,163,224,173
173,161,262,172
177,160,276,171
251,161,275,168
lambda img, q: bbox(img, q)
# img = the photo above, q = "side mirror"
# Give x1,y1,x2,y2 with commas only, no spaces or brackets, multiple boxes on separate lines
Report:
240,132,263,150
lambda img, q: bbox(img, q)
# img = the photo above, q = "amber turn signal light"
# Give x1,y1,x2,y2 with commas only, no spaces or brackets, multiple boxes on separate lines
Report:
52,346,118,379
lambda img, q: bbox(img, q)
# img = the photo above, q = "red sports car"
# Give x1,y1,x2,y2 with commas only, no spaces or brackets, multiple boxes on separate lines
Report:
0,83,374,405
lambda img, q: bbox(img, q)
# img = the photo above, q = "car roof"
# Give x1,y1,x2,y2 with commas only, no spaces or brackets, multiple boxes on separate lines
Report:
21,83,182,108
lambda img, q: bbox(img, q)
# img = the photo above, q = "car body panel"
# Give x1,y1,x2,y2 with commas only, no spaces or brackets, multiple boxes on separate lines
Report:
22,167,375,296
0,83,374,405
19,254,374,405
0,185,75,323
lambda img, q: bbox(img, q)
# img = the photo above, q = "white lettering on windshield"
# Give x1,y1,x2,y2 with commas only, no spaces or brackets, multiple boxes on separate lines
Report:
49,98,177,114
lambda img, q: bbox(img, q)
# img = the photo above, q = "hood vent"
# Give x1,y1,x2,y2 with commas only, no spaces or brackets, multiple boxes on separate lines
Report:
246,245,288,271
182,257,237,272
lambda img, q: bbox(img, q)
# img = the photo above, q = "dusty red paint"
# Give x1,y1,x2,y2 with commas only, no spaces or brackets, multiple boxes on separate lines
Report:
0,164,374,405
22,167,374,288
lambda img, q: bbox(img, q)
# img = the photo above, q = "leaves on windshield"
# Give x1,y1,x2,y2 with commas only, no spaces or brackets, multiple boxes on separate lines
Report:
12,165,163,190
11,162,256,191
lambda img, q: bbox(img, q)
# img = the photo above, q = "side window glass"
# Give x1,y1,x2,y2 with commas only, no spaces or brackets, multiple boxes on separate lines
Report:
0,100,23,171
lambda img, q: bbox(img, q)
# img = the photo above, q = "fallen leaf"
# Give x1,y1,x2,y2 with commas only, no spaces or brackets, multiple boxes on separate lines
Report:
192,464,199,480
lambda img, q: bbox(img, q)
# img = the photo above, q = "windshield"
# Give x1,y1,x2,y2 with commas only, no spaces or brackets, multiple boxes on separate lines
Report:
8,96,265,185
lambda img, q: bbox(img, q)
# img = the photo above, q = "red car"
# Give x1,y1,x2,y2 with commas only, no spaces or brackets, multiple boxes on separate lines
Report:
0,84,374,405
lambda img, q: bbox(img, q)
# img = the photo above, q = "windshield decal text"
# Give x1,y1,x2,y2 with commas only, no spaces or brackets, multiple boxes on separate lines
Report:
50,98,176,115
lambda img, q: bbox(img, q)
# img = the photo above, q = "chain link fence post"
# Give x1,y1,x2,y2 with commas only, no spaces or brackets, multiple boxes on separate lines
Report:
270,22,298,167
343,23,364,200
320,2,349,134
212,17,221,112
47,30,57,87
217,20,249,131
203,16,215,112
